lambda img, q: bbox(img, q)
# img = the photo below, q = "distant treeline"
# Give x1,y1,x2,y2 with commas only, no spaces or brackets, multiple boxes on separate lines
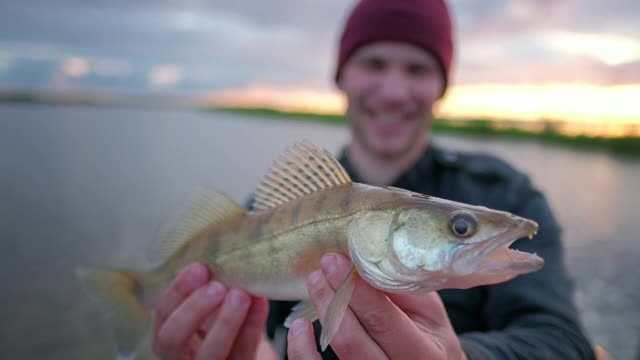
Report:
212,107,640,157
3,91,638,156
0,90,107,106
0,90,185,108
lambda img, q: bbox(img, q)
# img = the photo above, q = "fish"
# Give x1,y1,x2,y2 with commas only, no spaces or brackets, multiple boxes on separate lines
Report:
76,140,543,358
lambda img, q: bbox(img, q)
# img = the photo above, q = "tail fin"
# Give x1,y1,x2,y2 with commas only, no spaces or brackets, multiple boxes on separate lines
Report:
76,267,151,359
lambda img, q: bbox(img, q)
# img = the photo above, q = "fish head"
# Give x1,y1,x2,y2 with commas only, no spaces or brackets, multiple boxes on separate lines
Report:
348,192,543,293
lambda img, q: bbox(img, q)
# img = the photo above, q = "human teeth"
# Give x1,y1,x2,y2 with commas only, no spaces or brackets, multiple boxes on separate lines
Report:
374,114,403,123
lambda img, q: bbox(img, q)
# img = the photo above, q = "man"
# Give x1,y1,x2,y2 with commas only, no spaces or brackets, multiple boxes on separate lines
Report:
152,0,596,358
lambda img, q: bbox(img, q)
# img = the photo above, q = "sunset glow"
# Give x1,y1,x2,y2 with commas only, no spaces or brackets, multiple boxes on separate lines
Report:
203,82,640,137
2,1,639,138
544,31,640,66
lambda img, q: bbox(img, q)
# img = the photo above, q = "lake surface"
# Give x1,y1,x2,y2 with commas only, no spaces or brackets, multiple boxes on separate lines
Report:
1,104,639,359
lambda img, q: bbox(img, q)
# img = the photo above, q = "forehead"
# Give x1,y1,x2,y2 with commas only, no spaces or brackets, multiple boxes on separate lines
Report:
351,41,439,65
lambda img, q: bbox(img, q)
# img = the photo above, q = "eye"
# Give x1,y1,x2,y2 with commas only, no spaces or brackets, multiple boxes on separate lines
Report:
406,63,427,75
448,213,477,238
360,57,386,72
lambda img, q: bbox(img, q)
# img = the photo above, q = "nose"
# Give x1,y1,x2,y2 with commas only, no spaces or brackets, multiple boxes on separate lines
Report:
378,69,411,105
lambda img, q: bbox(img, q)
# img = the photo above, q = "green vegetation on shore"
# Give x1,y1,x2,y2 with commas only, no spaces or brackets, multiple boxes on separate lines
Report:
213,107,347,125
212,106,640,156
3,90,638,156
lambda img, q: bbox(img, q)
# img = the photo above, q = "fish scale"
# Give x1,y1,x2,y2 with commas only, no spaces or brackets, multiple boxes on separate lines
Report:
76,140,542,358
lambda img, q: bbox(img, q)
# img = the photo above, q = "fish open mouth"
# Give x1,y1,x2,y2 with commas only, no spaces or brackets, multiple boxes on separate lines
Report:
453,217,544,276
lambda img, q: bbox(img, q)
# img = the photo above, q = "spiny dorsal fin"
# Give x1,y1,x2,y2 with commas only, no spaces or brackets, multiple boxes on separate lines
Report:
252,140,352,211
149,188,245,263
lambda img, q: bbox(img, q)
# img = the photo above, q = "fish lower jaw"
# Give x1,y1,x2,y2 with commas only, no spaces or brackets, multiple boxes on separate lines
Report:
455,243,544,276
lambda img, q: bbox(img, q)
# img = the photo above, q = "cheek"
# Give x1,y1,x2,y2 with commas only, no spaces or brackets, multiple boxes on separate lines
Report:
392,230,453,272
342,70,380,99
411,79,442,108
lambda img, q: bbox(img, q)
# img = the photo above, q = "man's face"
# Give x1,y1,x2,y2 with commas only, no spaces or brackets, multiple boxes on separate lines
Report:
338,42,444,159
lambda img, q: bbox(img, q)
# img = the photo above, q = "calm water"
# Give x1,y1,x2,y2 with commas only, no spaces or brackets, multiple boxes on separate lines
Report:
1,104,639,359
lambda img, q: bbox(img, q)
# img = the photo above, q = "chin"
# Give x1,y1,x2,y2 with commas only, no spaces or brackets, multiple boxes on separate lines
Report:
367,137,415,159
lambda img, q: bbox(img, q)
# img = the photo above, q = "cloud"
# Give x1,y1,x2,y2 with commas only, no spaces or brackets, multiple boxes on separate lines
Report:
0,58,11,72
61,57,89,78
0,42,68,62
148,65,183,87
1,0,639,95
93,60,132,78
450,0,574,39
607,60,640,85
455,55,640,86
543,31,640,65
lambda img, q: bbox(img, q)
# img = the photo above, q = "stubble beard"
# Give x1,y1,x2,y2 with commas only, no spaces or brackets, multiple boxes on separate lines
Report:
349,109,432,162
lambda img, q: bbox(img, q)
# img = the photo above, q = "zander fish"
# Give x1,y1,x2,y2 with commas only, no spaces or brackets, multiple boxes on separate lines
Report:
76,141,543,358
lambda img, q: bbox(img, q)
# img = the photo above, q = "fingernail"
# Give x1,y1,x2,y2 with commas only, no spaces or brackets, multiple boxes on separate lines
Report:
186,264,206,285
321,254,337,276
307,270,323,287
289,318,308,337
229,289,250,310
206,282,225,298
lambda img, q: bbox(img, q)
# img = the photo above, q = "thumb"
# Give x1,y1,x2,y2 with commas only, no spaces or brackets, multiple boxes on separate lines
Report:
387,291,452,328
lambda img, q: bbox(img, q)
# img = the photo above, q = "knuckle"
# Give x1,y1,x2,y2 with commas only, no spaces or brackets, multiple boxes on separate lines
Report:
288,341,311,360
359,309,390,335
288,346,303,359
329,332,371,359
327,331,352,350
309,282,330,303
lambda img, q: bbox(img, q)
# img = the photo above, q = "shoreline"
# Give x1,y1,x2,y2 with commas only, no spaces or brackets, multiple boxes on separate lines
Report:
2,96,638,156
211,106,640,157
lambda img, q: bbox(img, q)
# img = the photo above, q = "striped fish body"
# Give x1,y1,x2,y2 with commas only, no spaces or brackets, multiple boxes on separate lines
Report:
170,183,400,300
76,141,543,357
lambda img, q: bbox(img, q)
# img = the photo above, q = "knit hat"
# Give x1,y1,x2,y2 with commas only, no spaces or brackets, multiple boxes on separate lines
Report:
335,0,454,96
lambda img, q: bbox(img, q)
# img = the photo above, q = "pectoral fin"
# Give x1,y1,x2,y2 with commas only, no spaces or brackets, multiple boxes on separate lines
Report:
319,266,357,351
284,300,318,328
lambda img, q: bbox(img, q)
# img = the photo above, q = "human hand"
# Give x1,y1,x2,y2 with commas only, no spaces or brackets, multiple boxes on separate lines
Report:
287,254,467,360
152,263,277,360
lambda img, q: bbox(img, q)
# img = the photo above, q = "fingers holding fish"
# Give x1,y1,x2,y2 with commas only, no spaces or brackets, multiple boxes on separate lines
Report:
306,267,386,359
287,318,322,360
318,253,463,359
318,253,419,357
226,296,273,360
386,291,450,331
155,281,227,359
155,263,210,329
195,288,251,359
386,287,467,358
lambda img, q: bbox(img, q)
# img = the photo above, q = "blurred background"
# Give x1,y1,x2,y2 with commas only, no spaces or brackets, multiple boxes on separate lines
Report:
1,0,638,359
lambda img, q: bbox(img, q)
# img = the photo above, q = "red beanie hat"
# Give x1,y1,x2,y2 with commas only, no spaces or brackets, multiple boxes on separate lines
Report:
335,0,454,95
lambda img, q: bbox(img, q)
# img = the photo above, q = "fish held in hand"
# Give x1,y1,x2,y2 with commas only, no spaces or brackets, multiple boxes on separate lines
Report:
76,141,543,357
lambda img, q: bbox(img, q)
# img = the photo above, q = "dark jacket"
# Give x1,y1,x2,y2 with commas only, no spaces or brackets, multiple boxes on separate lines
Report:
267,145,596,359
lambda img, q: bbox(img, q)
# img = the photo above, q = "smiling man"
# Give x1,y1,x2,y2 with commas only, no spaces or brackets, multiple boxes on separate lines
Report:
151,1,597,359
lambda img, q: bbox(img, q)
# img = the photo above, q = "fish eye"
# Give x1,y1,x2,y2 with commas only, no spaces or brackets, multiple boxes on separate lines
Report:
448,213,477,238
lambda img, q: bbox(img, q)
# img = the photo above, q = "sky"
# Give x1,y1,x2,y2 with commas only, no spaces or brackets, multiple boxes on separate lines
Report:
1,0,639,132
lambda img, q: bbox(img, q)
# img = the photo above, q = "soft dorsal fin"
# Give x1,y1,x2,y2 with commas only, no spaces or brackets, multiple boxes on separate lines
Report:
149,188,245,263
252,140,352,211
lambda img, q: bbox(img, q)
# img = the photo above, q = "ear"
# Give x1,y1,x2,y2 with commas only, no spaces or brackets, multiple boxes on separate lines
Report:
432,98,442,114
